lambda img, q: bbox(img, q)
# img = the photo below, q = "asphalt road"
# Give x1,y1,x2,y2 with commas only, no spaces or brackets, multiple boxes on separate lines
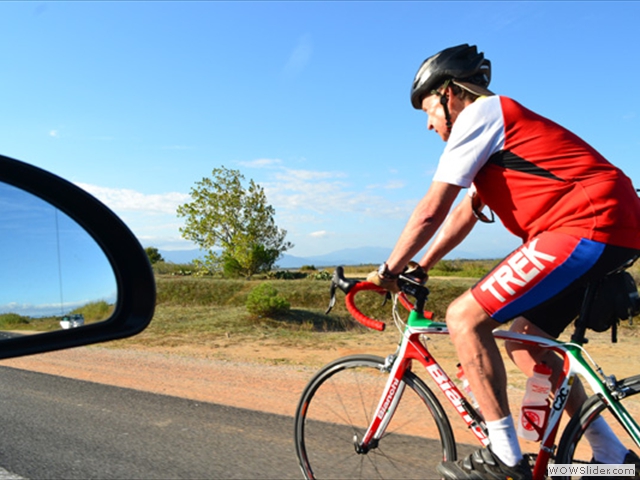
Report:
0,366,302,479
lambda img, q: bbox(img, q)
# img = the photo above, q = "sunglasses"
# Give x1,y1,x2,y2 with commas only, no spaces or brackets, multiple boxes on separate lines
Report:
471,193,495,224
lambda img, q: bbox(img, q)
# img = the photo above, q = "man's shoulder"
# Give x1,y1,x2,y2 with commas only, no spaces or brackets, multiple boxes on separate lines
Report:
464,94,503,116
457,95,504,128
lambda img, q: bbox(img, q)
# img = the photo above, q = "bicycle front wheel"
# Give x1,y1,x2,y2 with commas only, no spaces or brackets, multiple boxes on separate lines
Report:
294,354,456,479
555,374,640,479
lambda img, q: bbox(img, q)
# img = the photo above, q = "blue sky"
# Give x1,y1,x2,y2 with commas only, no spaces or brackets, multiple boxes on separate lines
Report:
1,2,639,261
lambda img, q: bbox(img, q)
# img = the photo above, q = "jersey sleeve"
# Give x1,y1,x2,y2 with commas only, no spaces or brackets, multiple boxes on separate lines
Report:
433,96,506,188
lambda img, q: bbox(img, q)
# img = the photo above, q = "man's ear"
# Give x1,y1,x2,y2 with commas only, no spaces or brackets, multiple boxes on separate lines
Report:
444,86,456,108
446,85,459,101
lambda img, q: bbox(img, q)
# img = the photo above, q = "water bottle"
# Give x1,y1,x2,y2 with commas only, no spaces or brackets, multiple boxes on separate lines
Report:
456,363,480,410
518,363,552,442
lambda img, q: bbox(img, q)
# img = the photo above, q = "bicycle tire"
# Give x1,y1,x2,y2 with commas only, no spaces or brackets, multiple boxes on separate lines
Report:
555,374,640,479
294,354,456,479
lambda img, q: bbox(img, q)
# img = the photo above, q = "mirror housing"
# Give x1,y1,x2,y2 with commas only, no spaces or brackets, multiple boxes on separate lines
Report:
0,154,155,359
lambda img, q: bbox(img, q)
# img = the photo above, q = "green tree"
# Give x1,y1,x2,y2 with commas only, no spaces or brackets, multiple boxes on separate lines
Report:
176,166,293,278
145,247,164,264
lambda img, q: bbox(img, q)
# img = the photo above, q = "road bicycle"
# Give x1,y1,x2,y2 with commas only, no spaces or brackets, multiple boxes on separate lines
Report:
293,266,640,479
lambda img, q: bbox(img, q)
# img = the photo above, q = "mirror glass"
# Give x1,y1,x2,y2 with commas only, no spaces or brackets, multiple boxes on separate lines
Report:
0,182,117,339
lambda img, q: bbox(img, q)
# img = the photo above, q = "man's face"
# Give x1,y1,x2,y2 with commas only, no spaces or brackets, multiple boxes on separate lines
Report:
422,93,451,142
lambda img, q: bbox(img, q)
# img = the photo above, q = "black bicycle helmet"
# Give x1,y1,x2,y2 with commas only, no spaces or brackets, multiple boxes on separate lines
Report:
410,44,491,109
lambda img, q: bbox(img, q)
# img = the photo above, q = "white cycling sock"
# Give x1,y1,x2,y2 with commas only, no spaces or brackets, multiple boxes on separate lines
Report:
585,415,628,464
486,415,523,467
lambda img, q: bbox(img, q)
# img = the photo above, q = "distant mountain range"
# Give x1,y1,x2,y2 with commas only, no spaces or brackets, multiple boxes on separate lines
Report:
158,247,392,269
159,245,501,269
276,247,393,268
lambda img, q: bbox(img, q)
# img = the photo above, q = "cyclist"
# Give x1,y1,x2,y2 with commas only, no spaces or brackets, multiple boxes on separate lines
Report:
368,44,640,480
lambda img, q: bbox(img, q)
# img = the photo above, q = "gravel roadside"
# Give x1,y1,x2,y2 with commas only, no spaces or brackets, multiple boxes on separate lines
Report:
0,346,317,418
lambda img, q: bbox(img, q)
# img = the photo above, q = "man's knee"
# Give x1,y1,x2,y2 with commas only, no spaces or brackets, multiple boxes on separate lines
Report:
445,292,495,337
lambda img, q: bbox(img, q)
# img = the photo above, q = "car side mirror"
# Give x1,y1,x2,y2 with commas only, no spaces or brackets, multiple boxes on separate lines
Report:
0,154,155,359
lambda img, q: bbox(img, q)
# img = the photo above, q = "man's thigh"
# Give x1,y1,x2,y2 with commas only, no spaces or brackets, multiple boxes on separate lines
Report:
471,232,638,337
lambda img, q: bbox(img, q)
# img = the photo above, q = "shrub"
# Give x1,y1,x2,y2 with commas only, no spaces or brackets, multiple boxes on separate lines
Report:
246,283,290,317
0,313,30,329
71,301,114,322
153,261,197,276
312,270,332,281
269,270,306,280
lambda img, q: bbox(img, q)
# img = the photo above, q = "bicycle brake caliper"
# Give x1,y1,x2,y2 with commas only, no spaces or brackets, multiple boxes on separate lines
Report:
381,354,397,373
607,376,630,400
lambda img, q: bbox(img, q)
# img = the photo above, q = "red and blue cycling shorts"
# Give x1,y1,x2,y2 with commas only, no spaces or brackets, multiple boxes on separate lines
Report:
471,231,639,337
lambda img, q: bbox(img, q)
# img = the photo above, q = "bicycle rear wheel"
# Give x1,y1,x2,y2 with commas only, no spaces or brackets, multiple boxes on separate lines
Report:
555,374,640,479
294,354,456,479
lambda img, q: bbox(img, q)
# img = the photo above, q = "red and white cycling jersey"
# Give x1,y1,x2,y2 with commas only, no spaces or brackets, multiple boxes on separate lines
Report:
433,96,640,250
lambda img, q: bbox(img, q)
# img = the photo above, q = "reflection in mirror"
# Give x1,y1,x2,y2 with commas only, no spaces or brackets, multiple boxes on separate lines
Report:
0,182,117,339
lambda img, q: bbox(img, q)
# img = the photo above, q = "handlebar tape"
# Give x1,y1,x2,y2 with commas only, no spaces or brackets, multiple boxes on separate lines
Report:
345,282,387,331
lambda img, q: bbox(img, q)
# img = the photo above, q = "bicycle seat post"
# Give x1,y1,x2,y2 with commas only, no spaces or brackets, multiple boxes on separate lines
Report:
571,282,597,345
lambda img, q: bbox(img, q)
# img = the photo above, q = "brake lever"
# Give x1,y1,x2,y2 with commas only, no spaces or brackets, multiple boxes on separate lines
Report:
381,291,392,307
326,281,338,314
326,266,367,314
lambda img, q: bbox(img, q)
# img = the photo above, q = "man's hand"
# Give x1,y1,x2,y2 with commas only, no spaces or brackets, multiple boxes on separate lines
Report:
366,262,427,293
366,269,400,293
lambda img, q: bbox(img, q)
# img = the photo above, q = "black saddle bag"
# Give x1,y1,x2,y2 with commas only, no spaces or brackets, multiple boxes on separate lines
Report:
586,271,640,338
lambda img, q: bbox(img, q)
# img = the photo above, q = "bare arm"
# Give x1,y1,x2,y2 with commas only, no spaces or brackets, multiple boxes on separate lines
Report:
385,181,461,274
419,192,478,271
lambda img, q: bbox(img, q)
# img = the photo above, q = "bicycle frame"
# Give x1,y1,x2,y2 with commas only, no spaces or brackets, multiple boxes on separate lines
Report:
357,307,640,480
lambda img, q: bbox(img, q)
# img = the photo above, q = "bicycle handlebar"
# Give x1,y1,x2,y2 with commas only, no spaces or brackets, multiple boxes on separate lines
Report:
326,266,434,332
345,282,388,331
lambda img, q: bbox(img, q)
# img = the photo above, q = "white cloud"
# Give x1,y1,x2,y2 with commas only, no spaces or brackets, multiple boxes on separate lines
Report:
283,34,312,79
49,130,59,138
75,183,189,215
274,168,346,182
72,183,196,251
135,234,194,250
367,179,406,190
384,180,405,189
238,158,283,168
262,166,413,219
309,230,328,238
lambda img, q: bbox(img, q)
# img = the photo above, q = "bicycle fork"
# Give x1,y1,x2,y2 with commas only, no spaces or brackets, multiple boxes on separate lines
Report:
354,353,410,454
